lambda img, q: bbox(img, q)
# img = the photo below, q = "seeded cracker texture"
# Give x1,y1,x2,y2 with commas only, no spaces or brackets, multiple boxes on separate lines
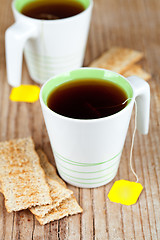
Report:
0,138,52,212
30,177,73,218
37,149,66,187
89,47,144,74
35,195,83,225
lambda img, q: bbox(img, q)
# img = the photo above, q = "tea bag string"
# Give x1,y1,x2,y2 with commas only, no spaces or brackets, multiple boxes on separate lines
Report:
97,98,131,109
123,98,139,183
88,97,139,183
100,97,139,183
130,99,139,183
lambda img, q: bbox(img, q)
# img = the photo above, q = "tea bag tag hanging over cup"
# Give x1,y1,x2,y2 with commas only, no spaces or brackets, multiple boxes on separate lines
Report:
5,0,93,86
108,75,150,205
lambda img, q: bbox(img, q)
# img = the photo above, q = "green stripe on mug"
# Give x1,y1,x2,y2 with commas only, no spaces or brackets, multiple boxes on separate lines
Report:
56,161,118,173
54,150,122,166
58,171,116,185
57,168,115,180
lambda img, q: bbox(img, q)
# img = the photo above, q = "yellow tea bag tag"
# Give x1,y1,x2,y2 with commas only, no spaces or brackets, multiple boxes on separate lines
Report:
108,180,143,205
10,85,40,103
108,101,143,206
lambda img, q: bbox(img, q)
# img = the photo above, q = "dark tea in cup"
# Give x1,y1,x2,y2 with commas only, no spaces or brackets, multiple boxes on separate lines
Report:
21,0,85,20
47,79,128,119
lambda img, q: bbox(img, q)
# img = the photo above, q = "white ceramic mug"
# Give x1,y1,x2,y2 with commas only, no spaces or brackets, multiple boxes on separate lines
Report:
5,0,93,86
40,68,150,188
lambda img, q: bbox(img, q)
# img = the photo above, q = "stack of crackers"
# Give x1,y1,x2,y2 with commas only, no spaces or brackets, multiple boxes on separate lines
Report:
0,137,82,225
89,47,151,81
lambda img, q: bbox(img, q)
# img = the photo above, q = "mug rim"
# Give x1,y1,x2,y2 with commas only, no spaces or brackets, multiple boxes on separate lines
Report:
12,0,93,23
40,67,135,123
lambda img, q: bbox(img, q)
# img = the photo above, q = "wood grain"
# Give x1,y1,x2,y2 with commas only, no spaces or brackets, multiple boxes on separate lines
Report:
0,0,160,239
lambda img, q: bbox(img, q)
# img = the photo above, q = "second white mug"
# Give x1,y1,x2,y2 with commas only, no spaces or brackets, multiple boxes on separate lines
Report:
5,0,93,86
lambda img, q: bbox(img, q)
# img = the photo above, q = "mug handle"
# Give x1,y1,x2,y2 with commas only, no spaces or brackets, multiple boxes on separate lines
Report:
5,21,38,87
127,76,150,135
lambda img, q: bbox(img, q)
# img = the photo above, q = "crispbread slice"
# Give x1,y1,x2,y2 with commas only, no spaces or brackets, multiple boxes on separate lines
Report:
89,47,144,74
35,195,83,225
30,177,73,217
0,138,52,212
37,149,66,187
123,64,151,81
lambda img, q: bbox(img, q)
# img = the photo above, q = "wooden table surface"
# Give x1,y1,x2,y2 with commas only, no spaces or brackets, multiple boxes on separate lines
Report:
0,0,160,239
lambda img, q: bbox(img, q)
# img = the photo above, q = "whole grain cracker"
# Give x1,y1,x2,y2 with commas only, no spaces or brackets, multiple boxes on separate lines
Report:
0,138,52,212
89,47,144,74
123,64,151,81
37,149,66,187
0,149,69,216
35,195,83,225
30,177,72,217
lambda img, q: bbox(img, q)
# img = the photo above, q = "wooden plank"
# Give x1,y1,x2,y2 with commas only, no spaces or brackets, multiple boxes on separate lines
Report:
81,189,94,240
67,186,81,240
107,202,124,240
119,147,135,240
123,136,144,240
12,211,34,240
92,187,108,240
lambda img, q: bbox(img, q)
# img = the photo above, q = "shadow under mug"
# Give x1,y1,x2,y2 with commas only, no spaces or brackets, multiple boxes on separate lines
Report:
40,68,150,188
5,0,93,86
